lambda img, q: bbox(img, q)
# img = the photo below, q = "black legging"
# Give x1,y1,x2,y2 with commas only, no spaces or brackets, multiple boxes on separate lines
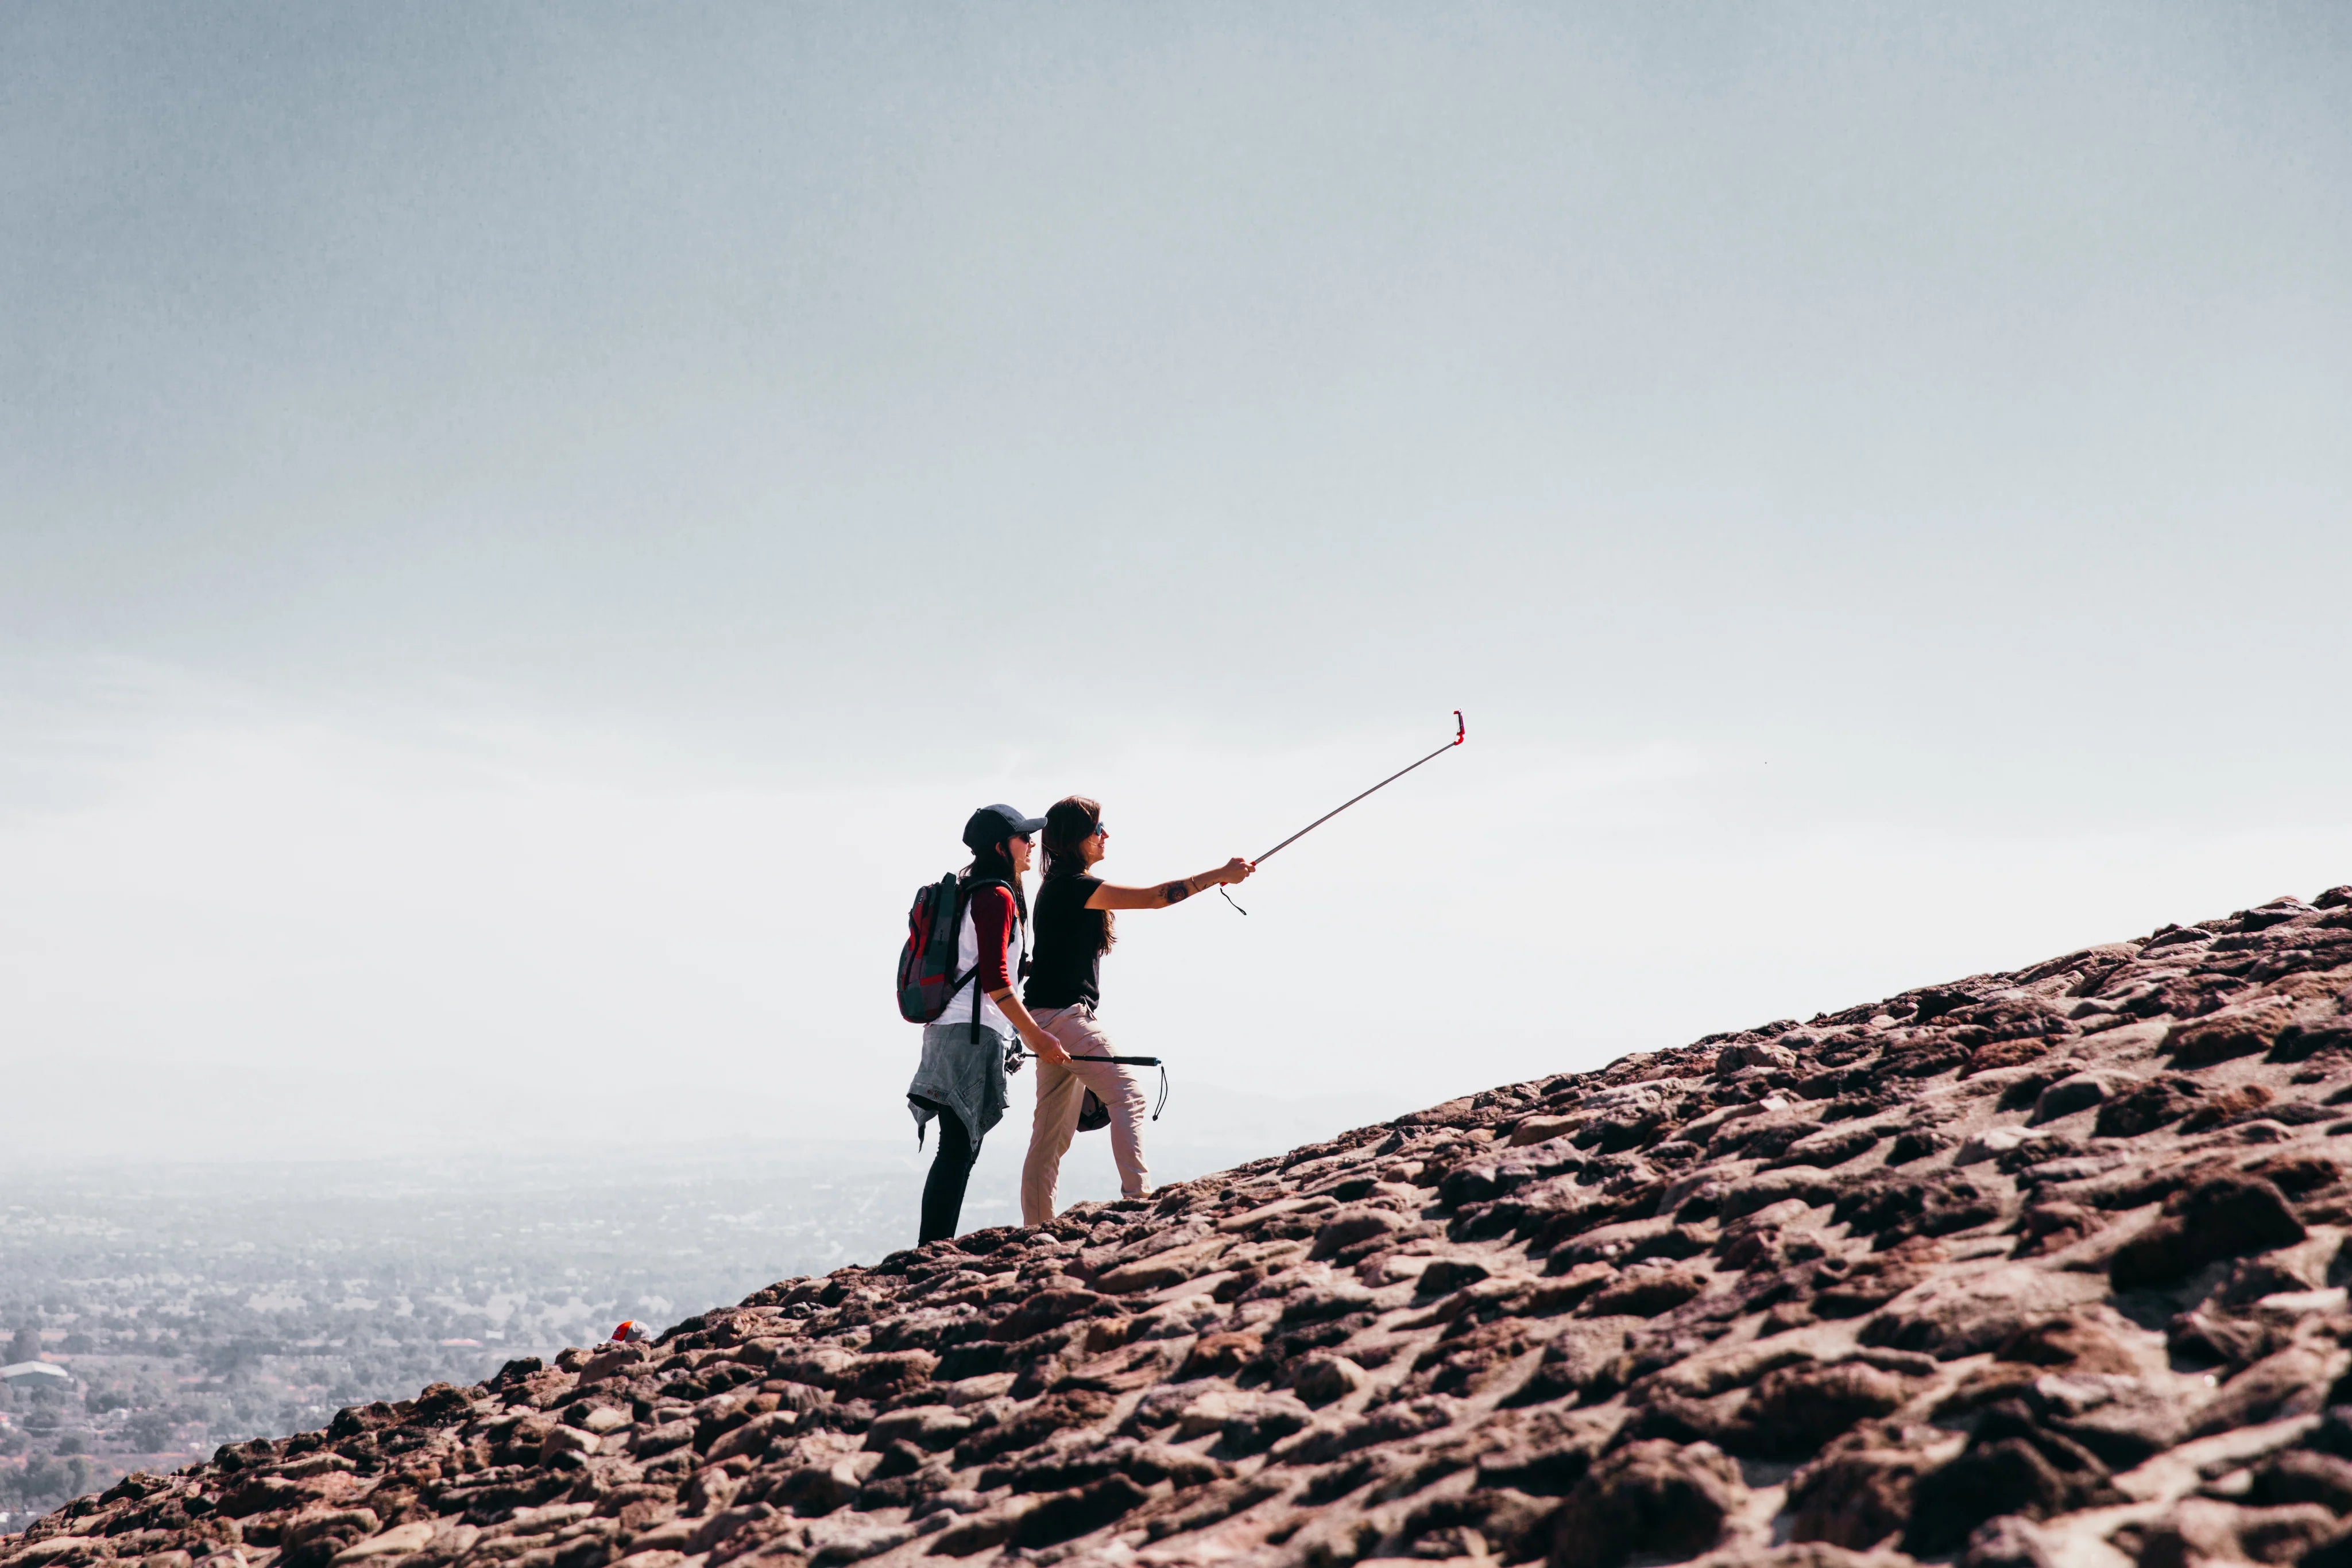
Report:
918,1104,979,1245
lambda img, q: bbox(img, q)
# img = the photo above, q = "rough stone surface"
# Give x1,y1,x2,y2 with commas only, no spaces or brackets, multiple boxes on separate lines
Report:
1551,1439,1741,1568
10,892,2352,1567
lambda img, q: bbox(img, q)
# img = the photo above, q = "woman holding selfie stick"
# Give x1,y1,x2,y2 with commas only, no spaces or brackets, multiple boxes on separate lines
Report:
1020,796,1253,1224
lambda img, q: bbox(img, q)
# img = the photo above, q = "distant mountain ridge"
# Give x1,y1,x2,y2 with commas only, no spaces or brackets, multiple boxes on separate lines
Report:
9,885,2352,1568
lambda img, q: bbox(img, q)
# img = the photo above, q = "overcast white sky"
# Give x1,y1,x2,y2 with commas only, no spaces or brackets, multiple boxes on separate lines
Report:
3,4,2348,1165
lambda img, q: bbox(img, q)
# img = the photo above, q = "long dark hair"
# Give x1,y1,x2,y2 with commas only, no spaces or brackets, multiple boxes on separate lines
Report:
968,838,1030,926
1042,796,1114,953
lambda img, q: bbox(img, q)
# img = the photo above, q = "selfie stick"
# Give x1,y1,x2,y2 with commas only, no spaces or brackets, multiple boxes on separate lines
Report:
1015,1052,1161,1066
1221,711,1466,913
1013,1052,1171,1120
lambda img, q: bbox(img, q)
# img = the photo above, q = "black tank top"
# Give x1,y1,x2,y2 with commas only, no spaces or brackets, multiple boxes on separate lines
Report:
1024,873,1105,1009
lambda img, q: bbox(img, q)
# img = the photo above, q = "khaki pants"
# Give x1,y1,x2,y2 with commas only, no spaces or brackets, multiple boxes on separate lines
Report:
1021,1004,1151,1224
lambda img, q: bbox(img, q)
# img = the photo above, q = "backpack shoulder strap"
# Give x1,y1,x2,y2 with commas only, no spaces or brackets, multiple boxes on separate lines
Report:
958,875,1013,1044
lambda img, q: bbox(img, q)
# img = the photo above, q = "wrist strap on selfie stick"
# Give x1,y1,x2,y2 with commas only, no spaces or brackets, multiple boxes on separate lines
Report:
1016,1051,1171,1120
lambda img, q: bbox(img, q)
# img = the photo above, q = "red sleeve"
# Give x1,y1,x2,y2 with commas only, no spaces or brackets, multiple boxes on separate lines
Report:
970,886,1015,992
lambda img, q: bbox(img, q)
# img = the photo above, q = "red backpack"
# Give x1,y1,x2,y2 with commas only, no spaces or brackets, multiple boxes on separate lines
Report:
897,872,1011,1038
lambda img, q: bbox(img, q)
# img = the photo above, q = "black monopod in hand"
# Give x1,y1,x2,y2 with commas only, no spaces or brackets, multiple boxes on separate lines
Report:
1220,710,1467,915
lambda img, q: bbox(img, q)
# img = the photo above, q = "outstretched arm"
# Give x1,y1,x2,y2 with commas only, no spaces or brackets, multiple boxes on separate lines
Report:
1086,858,1254,911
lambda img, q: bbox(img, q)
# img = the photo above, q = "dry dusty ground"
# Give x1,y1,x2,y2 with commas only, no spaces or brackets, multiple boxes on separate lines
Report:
9,887,2352,1568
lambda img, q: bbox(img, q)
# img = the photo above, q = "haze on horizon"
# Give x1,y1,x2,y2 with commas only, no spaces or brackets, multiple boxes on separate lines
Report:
3,5,2348,1166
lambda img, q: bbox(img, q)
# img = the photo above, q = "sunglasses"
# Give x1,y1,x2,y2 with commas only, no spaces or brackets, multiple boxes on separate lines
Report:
1090,824,1109,839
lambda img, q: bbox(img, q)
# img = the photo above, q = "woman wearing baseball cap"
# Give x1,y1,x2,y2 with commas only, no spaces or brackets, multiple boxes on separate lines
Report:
906,804,1070,1244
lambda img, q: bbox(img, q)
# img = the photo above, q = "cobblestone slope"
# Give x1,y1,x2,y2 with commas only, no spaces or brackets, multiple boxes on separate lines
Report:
11,888,2352,1568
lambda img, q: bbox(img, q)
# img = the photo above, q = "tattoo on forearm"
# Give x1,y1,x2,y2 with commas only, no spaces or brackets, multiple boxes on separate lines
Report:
1163,881,1191,904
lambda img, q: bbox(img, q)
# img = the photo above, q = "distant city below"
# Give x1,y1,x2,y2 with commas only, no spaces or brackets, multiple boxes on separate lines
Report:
0,1109,1381,1527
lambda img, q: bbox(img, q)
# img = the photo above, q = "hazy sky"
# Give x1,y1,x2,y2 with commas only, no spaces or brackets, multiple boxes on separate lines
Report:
4,5,2348,1163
